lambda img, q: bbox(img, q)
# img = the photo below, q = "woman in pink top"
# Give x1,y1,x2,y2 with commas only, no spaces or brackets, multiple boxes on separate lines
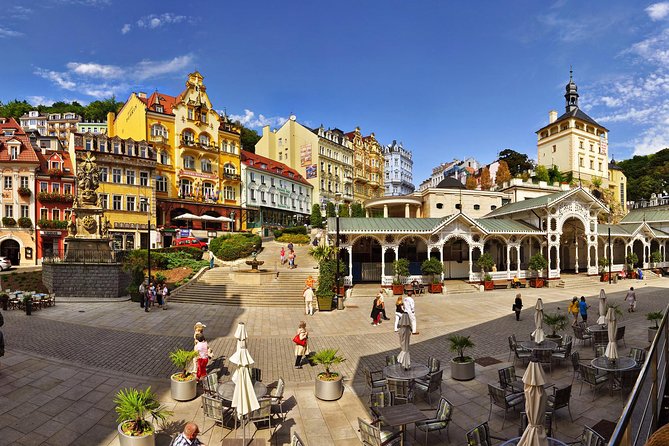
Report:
194,333,209,381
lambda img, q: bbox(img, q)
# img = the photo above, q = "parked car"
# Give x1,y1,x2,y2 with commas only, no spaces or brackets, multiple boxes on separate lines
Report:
0,257,11,271
171,237,208,251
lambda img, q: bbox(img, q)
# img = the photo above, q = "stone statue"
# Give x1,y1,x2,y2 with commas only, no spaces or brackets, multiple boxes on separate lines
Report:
67,215,77,236
100,218,109,237
77,153,100,206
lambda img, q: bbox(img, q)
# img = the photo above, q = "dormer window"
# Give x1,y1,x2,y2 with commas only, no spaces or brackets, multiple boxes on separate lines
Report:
99,140,107,152
85,139,92,150
9,145,19,160
155,105,164,113
113,142,121,154
3,130,14,136
50,161,61,170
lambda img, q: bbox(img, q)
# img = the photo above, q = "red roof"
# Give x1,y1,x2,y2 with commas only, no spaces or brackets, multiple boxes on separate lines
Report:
240,150,311,186
35,144,74,176
141,92,178,115
0,118,39,163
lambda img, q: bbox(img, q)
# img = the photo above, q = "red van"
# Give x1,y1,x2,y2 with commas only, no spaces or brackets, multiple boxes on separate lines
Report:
171,237,208,250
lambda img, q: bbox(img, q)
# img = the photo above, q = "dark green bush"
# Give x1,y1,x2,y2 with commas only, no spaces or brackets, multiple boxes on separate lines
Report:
276,234,310,244
316,258,348,298
211,233,262,261
282,226,307,235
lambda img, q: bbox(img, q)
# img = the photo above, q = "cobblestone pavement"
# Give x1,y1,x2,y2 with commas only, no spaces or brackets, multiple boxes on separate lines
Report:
0,276,666,445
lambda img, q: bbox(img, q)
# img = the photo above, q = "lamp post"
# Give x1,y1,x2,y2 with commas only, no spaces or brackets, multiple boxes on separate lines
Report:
334,193,342,310
141,197,151,285
608,221,612,285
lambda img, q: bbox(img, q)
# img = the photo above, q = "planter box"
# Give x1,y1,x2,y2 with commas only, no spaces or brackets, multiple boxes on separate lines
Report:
600,273,609,282
429,283,443,293
392,284,404,295
450,358,475,381
118,423,155,446
315,374,343,401
483,281,494,291
170,375,197,401
530,278,544,288
317,296,334,311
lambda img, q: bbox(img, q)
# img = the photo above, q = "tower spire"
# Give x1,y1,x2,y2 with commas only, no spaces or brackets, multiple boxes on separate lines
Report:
565,67,579,112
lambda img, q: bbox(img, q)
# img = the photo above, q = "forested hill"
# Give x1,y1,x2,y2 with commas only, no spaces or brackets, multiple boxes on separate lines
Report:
618,148,669,201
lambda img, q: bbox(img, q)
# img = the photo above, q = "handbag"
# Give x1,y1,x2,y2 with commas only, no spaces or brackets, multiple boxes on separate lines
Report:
292,334,307,346
512,304,516,312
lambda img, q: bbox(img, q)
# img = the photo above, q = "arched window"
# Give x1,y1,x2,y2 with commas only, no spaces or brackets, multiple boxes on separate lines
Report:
203,182,214,198
199,133,210,147
151,124,167,138
224,163,236,175
160,151,170,165
224,186,235,200
182,130,194,145
201,158,212,173
183,155,195,170
179,179,192,197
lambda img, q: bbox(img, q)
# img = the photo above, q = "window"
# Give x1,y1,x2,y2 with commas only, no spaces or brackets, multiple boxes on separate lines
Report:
250,172,255,182
113,142,121,154
155,105,163,113
183,130,194,144
126,143,135,157
250,189,256,201
52,209,60,220
224,163,236,175
180,179,192,197
589,160,594,170
139,199,149,213
183,156,195,169
201,112,207,123
85,139,92,150
552,145,556,153
491,205,497,210
100,194,108,209
112,195,122,210
203,182,214,198
598,162,602,171
4,177,12,189
160,152,170,165
140,171,149,186
63,184,72,195
260,175,265,185
474,204,480,210
99,140,106,152
40,208,48,220
40,182,48,192
199,134,210,147
20,177,28,188
21,205,29,219
126,196,135,212
224,186,235,200
4,205,12,218
139,145,147,158
201,158,212,172
52,183,60,193
10,146,19,160
100,167,108,182
126,169,135,185
50,161,61,170
112,168,122,183
188,108,194,120
260,191,265,202
156,176,167,193
579,157,584,167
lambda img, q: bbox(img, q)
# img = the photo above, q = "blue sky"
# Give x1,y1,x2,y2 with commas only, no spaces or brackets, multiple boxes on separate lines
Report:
2,0,669,184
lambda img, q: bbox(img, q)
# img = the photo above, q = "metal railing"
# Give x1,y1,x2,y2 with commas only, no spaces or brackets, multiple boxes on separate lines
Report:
610,303,669,445
42,249,121,264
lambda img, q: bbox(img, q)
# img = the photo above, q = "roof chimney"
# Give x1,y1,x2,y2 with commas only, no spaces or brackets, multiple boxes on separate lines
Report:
138,92,147,99
549,110,558,123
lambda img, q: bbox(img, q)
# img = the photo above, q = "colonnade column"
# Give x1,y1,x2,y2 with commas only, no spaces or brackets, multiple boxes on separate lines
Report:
516,246,521,276
416,207,422,218
574,242,579,273
384,205,388,218
381,247,386,284
468,246,474,278
439,245,444,281
348,247,353,284
404,204,409,218
506,244,511,279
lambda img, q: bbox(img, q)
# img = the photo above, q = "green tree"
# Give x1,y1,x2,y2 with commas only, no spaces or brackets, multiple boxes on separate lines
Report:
326,202,336,218
495,160,512,187
239,126,261,152
350,202,365,217
83,97,123,121
498,149,535,176
310,204,323,228
0,100,33,119
338,204,349,217
548,165,565,184
534,165,550,182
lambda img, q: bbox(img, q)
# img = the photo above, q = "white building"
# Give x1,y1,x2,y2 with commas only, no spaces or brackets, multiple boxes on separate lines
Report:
19,110,48,136
383,140,415,196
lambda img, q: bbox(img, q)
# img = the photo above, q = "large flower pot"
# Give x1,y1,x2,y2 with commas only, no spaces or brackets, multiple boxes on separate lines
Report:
483,281,494,291
170,375,197,401
450,358,475,381
317,296,334,311
314,374,343,401
118,423,155,446
649,327,659,343
429,283,443,293
530,278,544,288
392,284,404,295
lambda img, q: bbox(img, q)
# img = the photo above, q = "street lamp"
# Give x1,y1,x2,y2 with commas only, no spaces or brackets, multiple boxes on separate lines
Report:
334,193,343,310
141,197,151,285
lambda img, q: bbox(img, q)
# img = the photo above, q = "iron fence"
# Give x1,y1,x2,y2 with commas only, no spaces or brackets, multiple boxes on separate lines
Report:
42,249,122,264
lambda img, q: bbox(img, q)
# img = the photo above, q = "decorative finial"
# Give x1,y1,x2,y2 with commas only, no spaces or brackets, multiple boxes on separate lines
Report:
570,66,573,82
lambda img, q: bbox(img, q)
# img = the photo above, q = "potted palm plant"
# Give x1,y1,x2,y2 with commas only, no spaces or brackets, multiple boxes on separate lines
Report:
448,334,476,381
598,257,610,282
543,312,568,342
312,348,345,401
626,253,638,278
528,253,548,288
647,311,663,342
476,253,495,290
115,387,171,446
392,259,410,295
421,258,444,293
169,348,198,401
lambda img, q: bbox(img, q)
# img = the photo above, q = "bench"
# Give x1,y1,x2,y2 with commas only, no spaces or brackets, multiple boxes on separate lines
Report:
493,280,510,289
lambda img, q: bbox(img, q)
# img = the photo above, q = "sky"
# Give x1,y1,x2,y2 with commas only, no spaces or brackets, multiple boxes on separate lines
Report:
2,0,669,185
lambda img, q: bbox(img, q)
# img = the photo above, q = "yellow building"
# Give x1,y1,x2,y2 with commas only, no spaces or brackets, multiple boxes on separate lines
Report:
345,127,384,203
608,160,627,213
536,71,626,211
69,133,157,250
108,72,242,246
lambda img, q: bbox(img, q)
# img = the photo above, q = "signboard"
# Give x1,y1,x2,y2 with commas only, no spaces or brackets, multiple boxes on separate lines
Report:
305,164,317,179
600,135,607,155
180,229,191,238
113,222,152,230
300,144,312,167
178,169,217,180
40,231,62,236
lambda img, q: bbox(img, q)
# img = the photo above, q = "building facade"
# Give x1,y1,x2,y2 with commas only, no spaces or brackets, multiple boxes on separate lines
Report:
313,126,354,206
19,110,48,136
0,118,39,266
383,140,414,196
240,150,313,229
108,72,242,246
76,120,107,135
46,112,82,148
345,127,384,202
69,133,157,251
418,158,479,191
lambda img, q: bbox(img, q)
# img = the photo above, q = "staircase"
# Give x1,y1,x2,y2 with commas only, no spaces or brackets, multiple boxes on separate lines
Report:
443,280,480,294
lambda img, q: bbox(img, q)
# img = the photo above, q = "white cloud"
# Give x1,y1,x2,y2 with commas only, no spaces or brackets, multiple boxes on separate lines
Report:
35,54,194,99
26,96,56,106
10,6,32,19
135,13,190,30
121,24,131,34
646,2,669,20
0,27,23,38
228,109,288,129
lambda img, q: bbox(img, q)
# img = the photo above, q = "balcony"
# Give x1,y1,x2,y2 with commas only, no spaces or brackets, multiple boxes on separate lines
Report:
150,135,168,144
181,138,197,148
224,173,241,181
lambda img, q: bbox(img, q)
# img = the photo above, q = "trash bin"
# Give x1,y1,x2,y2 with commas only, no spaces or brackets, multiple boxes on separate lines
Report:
613,275,618,284
337,295,344,310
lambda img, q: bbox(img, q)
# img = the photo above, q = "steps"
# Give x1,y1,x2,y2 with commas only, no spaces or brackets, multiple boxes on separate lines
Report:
444,280,480,294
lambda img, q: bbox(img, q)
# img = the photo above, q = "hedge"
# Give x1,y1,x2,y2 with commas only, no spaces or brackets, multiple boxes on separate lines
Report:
276,234,310,244
210,233,262,261
274,226,307,238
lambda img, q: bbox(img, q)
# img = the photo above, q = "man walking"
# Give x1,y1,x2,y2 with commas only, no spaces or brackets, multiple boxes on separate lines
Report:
403,294,419,335
170,422,203,446
303,286,314,315
625,287,637,312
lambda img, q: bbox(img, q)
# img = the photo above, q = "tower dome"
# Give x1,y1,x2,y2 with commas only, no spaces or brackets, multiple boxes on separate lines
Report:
564,68,579,112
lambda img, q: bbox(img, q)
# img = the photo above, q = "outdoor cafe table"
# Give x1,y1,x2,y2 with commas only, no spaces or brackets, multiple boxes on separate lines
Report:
500,437,568,446
519,340,558,352
587,324,608,334
591,356,637,395
383,363,429,380
375,403,428,446
217,381,267,401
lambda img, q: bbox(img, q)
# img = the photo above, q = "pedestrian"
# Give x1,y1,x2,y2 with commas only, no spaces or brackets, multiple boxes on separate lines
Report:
625,287,637,312
170,422,203,446
305,275,315,290
579,296,589,323
377,289,390,320
513,293,523,321
288,249,296,269
156,283,163,308
139,281,146,309
209,251,214,270
280,246,286,265
370,293,384,326
568,297,580,326
194,333,210,382
148,282,156,308
403,293,418,335
394,296,404,332
637,267,644,280
303,286,314,315
287,242,294,252
293,321,309,369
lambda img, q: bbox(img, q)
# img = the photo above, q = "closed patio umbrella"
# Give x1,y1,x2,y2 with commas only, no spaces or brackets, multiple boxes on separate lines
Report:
173,212,200,220
532,298,545,344
604,307,618,360
517,361,549,446
229,322,259,445
597,289,607,325
396,313,412,370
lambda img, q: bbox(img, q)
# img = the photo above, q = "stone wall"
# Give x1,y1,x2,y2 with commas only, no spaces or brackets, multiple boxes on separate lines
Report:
42,263,131,298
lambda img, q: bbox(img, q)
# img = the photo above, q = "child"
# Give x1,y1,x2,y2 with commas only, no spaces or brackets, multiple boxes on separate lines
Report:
194,333,210,381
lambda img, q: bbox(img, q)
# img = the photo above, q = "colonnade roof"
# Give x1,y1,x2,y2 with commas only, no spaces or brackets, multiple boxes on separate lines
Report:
621,208,669,224
483,189,574,218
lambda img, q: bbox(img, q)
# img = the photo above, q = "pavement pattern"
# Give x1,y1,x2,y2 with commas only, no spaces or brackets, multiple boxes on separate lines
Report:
0,274,666,445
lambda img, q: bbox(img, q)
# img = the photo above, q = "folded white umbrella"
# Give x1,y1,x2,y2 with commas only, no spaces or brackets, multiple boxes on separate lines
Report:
518,362,549,446
532,298,545,344
604,307,618,360
173,212,200,220
229,346,254,367
232,365,260,446
234,322,248,341
597,289,607,325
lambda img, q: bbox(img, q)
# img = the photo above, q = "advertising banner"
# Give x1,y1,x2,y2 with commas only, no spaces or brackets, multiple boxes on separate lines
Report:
305,164,317,179
300,144,312,167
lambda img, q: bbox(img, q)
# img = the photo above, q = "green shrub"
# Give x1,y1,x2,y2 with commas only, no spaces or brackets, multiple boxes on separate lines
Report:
276,234,310,244
274,226,307,238
316,258,347,298
2,217,16,227
211,233,261,261
155,272,167,283
18,217,32,228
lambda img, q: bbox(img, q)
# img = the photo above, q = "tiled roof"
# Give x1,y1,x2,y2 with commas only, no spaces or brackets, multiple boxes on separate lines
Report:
474,219,542,233
141,92,178,115
597,224,635,236
329,217,445,233
483,189,575,218
35,147,74,176
537,107,607,132
241,150,311,186
0,118,39,163
620,208,669,224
